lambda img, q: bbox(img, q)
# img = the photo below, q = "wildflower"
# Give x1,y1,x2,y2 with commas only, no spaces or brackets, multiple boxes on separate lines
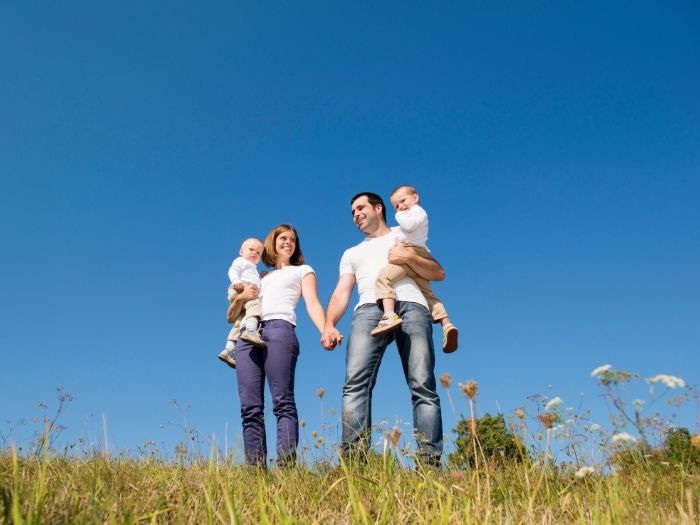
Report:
575,466,595,478
691,435,700,451
316,387,326,399
459,380,478,400
300,420,306,428
646,374,685,389
387,426,402,446
316,436,324,445
545,397,562,410
440,373,452,389
538,412,556,429
589,423,602,432
612,432,636,445
591,364,612,377
311,431,317,438
515,408,525,420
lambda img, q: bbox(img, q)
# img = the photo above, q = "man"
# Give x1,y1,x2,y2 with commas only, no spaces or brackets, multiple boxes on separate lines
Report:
321,192,444,466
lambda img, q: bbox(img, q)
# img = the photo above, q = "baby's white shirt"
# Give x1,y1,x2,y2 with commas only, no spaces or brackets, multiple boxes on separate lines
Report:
395,204,429,247
228,257,262,286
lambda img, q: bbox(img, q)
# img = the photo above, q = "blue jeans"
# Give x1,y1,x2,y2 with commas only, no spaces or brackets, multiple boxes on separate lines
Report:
235,319,300,466
342,302,443,464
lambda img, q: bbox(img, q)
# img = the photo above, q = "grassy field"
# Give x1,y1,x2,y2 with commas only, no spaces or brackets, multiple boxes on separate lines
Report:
2,448,699,524
3,369,697,523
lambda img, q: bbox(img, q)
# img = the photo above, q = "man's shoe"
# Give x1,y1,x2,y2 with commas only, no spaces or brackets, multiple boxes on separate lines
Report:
218,349,237,369
240,329,266,348
370,313,403,337
442,323,459,353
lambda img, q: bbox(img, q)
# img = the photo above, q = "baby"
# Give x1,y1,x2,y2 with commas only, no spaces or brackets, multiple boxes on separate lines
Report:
217,237,266,369
370,185,459,353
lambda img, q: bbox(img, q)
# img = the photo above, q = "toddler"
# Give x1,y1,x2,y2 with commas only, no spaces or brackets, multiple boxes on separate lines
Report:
217,237,266,368
370,185,459,353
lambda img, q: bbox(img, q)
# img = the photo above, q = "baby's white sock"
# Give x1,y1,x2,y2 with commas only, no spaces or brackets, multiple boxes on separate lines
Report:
246,317,259,333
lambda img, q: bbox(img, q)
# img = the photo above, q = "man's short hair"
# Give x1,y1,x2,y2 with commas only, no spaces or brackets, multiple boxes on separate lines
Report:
350,192,387,222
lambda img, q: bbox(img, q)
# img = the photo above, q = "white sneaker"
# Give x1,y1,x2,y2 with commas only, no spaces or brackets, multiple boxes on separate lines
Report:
240,329,266,348
370,313,403,337
218,349,237,369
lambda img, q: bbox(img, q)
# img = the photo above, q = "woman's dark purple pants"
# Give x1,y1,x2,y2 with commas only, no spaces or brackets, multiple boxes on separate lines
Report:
234,319,299,466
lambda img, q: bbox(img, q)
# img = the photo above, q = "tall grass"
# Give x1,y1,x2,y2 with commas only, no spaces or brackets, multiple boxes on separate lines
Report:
2,368,697,523
2,448,698,524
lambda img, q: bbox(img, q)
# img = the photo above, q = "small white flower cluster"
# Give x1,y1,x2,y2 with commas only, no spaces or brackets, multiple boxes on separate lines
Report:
575,466,595,478
591,364,612,377
611,432,637,445
646,374,685,389
545,396,563,410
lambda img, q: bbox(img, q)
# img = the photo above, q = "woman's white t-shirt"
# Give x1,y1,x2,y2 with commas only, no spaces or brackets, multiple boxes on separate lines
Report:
260,264,314,325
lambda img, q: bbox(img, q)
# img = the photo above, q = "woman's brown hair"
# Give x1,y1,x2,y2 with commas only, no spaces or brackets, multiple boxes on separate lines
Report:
262,224,305,267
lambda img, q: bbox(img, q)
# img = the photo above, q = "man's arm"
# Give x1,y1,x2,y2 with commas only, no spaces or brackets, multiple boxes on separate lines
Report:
388,243,445,281
321,273,355,350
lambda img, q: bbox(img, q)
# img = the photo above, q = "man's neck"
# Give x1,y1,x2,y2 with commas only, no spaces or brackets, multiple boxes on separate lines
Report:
364,224,392,239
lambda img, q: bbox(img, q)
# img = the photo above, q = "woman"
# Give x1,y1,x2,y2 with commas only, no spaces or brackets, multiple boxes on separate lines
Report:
232,224,325,466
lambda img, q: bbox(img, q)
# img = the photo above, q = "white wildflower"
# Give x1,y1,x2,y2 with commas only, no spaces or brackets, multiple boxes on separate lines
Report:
565,418,575,426
633,399,645,410
589,423,602,432
646,374,685,389
545,397,563,410
612,432,637,445
575,466,595,478
591,364,612,377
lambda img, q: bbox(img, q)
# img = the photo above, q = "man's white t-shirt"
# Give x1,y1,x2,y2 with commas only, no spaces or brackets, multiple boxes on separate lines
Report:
260,264,314,325
339,229,429,310
228,257,262,286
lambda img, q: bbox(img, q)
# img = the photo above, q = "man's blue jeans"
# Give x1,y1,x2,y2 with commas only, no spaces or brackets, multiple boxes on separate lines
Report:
341,301,443,464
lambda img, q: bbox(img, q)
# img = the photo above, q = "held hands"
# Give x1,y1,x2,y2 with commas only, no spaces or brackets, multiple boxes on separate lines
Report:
321,325,343,351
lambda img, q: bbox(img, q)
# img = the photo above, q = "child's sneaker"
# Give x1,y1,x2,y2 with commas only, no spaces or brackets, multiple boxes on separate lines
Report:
442,323,459,353
370,313,403,336
240,329,266,348
218,349,237,369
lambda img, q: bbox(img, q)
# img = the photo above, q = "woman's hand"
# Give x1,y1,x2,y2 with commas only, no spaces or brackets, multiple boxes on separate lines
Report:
236,283,260,302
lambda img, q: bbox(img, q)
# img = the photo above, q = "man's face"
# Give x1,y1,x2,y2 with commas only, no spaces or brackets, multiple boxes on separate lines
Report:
240,239,263,264
351,196,382,234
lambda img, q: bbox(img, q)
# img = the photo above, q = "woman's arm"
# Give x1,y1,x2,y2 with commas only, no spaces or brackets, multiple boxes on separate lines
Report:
227,283,260,323
301,272,326,334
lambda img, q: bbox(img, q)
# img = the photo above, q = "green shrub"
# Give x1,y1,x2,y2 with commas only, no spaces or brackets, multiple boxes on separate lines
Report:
665,428,700,469
448,413,529,469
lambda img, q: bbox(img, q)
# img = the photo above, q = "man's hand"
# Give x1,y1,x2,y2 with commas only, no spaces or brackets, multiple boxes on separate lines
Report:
321,325,343,351
387,240,412,265
388,241,445,281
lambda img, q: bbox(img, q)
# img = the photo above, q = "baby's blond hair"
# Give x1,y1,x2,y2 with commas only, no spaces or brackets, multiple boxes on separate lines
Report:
390,184,418,197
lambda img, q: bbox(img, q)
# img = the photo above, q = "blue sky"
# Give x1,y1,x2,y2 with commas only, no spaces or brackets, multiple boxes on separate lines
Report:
1,1,698,462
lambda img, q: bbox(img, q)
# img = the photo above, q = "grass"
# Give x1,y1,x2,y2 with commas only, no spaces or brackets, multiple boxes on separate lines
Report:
3,369,698,523
2,447,699,524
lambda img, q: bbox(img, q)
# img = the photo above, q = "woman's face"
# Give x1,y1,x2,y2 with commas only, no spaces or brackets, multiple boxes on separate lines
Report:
275,229,297,264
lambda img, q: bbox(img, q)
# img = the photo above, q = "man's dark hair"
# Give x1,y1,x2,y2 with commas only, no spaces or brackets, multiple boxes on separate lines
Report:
350,192,387,222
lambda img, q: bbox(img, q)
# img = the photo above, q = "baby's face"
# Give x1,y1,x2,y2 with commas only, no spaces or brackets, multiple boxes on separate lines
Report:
240,240,264,264
391,187,419,212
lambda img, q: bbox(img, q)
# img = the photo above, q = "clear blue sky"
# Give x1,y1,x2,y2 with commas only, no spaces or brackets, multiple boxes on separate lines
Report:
2,1,698,462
